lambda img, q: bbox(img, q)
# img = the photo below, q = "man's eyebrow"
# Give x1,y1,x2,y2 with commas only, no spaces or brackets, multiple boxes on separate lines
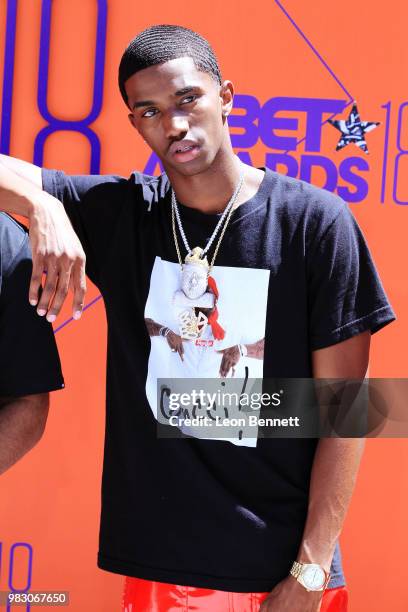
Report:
174,86,198,96
132,99,155,109
132,86,200,110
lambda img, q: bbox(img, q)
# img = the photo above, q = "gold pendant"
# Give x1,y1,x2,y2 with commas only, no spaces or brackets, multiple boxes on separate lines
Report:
178,309,208,340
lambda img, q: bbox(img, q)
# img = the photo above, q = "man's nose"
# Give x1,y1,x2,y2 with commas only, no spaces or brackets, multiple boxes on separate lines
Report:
163,110,189,140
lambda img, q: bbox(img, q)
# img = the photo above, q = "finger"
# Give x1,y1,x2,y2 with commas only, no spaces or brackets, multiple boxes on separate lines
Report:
227,361,235,377
46,268,71,322
29,257,45,306
231,367,235,378
71,259,86,320
36,266,58,316
178,344,184,362
223,358,230,377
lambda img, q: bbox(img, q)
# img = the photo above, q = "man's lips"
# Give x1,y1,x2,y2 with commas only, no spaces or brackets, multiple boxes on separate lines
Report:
168,140,201,162
168,139,199,155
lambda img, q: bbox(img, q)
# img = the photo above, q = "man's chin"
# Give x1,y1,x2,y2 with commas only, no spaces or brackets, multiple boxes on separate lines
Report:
162,158,209,177
162,152,216,178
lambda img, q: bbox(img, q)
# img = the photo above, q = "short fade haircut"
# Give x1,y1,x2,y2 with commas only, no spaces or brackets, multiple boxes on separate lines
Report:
118,24,222,107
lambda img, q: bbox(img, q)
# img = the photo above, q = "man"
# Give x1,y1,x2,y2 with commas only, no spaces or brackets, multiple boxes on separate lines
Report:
0,24,396,612
0,213,64,475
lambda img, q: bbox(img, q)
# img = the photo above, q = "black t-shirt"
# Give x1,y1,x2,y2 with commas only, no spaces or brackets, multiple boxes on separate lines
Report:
42,166,395,593
0,213,64,396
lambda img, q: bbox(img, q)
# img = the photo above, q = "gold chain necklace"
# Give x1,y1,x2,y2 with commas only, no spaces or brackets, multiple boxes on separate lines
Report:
170,162,246,342
171,164,245,281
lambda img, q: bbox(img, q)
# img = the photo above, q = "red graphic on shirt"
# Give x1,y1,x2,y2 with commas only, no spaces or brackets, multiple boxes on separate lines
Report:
195,339,214,347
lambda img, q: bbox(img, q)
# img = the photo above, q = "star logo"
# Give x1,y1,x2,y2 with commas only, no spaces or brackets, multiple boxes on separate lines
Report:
328,102,380,154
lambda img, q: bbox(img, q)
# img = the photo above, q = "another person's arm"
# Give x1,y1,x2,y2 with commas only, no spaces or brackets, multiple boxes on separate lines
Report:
0,394,49,475
0,215,64,475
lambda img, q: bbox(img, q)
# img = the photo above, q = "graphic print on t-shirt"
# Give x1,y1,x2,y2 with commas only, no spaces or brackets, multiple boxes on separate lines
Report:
144,256,270,447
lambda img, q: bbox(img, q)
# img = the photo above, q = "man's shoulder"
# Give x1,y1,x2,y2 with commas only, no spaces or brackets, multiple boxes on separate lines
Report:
266,168,347,234
0,213,30,279
268,169,346,215
129,170,170,199
79,169,167,192
42,168,169,206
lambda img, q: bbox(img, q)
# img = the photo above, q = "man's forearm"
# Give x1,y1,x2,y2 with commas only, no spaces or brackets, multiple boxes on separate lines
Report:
296,437,365,572
0,157,42,217
0,156,86,320
0,394,49,475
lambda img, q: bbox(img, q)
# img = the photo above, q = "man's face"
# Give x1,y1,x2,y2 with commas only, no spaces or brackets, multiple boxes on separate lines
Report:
124,57,233,176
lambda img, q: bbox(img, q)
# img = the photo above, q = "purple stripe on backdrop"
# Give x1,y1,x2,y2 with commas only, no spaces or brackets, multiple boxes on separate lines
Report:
0,0,17,154
275,0,353,102
54,294,103,334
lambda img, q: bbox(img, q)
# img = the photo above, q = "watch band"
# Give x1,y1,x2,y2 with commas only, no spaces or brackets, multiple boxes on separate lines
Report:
290,560,304,579
290,561,331,592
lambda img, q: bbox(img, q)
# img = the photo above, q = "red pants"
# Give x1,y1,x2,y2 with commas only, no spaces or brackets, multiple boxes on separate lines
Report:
122,577,348,611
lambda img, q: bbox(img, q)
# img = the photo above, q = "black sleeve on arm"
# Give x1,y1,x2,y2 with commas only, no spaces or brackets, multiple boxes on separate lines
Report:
41,168,128,287
0,232,64,397
307,203,396,351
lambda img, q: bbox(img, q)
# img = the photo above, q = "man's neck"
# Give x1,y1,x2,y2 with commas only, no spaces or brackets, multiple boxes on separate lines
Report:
165,148,243,214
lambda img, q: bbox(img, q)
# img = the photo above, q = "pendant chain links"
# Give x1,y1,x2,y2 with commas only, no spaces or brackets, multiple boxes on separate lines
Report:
171,160,245,275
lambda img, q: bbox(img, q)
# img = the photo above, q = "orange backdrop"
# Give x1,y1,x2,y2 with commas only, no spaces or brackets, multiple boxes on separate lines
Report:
0,1,406,611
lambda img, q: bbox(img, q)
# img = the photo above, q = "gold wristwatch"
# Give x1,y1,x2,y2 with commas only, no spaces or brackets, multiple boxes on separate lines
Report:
290,561,330,592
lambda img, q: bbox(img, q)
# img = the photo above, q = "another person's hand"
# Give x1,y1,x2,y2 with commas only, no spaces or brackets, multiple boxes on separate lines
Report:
217,345,240,377
28,191,86,322
166,331,185,361
259,575,323,612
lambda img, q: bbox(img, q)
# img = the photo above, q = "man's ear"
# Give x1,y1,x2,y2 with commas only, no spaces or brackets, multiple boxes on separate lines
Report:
220,80,234,118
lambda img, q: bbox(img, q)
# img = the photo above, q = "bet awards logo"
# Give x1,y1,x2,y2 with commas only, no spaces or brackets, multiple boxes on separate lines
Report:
145,96,406,206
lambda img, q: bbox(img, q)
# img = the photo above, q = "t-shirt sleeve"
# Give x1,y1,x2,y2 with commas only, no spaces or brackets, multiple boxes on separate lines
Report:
0,231,65,397
307,202,396,351
41,168,128,287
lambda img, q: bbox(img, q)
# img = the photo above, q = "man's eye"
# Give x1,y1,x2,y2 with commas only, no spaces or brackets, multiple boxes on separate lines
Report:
181,95,197,105
142,108,158,118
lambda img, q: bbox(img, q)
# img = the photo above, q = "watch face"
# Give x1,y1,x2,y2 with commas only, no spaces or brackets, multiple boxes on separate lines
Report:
302,564,326,590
